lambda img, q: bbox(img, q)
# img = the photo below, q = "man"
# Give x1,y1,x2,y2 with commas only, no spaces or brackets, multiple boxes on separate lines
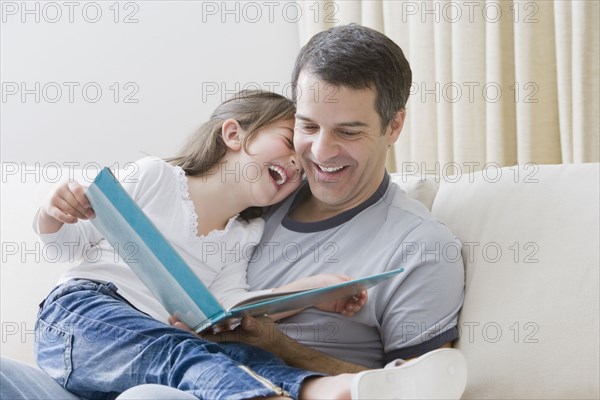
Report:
215,23,464,375
1,24,465,398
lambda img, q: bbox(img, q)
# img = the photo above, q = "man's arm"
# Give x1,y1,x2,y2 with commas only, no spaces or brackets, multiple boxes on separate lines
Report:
172,315,369,374
251,316,454,372
197,316,454,373
239,316,369,374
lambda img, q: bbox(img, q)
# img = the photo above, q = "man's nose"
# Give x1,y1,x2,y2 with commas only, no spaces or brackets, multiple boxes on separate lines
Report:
312,130,339,163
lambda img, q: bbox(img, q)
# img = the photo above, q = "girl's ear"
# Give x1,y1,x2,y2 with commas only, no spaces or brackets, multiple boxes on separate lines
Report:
221,119,243,151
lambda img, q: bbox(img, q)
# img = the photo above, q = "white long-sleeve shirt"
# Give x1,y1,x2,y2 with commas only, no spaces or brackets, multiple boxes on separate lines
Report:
34,157,265,324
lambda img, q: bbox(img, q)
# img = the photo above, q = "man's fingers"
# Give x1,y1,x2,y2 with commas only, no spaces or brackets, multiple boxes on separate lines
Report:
201,332,222,342
241,316,258,331
201,330,241,343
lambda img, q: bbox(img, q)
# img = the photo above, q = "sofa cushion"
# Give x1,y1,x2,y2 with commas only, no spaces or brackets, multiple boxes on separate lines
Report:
389,173,439,210
431,163,600,399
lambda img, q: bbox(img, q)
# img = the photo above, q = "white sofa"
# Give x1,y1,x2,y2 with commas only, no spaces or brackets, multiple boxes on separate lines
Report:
1,163,598,399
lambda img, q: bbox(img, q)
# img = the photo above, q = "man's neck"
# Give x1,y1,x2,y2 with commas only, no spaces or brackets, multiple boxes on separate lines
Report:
288,180,386,223
287,195,342,222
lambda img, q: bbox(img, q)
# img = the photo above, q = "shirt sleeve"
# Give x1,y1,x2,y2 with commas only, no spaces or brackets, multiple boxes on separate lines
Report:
32,210,103,264
31,157,167,264
378,219,465,360
118,157,169,206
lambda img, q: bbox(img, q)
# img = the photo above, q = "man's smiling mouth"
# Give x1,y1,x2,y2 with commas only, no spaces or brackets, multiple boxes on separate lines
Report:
314,163,346,173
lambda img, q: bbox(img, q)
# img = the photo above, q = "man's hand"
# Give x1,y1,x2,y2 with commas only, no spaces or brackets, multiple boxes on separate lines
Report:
169,315,289,352
169,315,369,374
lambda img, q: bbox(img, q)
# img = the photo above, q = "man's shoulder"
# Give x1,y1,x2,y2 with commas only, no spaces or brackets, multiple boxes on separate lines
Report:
385,180,435,217
379,182,458,243
359,180,431,226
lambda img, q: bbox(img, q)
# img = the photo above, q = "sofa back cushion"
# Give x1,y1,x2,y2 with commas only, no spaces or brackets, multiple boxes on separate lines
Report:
431,163,599,399
389,173,439,210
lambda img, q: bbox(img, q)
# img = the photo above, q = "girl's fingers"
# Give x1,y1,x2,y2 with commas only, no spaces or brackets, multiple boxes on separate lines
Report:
53,182,93,220
66,182,95,218
342,290,368,316
47,205,78,224
168,316,195,333
358,290,368,303
53,195,88,220
67,182,93,211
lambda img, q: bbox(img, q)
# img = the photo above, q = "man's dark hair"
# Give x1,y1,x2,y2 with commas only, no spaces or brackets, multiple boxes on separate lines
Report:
291,24,412,131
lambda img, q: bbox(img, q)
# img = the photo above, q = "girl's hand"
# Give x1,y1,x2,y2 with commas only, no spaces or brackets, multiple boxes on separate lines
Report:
38,181,95,234
274,273,368,317
315,288,368,317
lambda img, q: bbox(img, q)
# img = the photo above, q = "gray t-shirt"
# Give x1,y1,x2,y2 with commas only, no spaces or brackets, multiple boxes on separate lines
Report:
246,173,464,368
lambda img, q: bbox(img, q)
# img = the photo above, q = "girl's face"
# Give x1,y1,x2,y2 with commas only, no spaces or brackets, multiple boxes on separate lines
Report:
241,118,302,207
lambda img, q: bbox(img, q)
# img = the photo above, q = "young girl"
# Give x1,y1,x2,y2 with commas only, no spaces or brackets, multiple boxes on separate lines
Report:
34,91,369,400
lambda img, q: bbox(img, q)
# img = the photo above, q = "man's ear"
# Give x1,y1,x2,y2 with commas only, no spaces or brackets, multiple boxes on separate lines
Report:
221,119,243,151
387,109,406,146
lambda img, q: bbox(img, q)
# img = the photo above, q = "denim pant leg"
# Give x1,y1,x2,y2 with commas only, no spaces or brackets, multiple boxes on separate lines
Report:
0,358,192,400
0,357,82,400
218,342,326,399
35,280,321,400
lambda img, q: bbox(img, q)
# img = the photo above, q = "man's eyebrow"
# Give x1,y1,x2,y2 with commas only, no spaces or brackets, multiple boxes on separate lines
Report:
295,114,369,128
335,121,369,128
295,113,312,122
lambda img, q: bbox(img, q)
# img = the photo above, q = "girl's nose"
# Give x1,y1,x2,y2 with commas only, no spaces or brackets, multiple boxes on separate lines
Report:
290,158,300,172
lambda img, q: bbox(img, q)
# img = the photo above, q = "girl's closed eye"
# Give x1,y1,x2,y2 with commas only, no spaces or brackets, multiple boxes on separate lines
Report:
284,136,294,148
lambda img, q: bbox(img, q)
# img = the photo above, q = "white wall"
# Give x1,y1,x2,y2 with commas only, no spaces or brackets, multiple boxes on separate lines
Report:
1,1,301,166
0,1,301,364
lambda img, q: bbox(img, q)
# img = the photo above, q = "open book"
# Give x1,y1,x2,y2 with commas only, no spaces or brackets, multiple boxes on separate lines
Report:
86,168,404,332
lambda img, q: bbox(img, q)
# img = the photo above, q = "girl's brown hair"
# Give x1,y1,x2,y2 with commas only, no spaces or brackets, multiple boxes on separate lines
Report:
167,90,296,219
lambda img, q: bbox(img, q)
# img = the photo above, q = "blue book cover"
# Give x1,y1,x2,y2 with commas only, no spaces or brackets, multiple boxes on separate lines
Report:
86,167,404,332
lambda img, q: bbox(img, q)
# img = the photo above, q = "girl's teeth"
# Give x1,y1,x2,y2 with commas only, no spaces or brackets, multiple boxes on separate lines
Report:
268,165,287,185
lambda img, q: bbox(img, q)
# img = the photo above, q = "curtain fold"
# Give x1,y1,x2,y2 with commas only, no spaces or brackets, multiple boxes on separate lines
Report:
297,0,599,172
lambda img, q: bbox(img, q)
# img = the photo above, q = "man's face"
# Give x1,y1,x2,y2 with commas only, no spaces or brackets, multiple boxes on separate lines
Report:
294,72,403,212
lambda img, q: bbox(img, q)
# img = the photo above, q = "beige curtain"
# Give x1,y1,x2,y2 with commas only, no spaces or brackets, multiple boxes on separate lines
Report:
297,0,599,173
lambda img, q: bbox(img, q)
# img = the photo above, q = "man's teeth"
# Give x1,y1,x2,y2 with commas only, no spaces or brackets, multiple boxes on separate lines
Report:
269,165,287,185
317,164,344,173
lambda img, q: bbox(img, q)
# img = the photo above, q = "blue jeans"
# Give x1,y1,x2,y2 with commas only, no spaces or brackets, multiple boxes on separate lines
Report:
35,279,321,400
0,357,195,400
